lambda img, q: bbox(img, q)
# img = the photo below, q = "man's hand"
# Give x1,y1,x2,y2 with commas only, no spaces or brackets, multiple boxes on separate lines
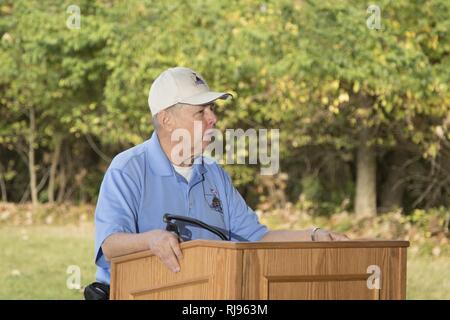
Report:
146,229,184,273
312,228,349,241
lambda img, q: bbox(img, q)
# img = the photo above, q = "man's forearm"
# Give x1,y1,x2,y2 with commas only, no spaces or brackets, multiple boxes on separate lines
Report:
102,232,150,261
260,229,313,242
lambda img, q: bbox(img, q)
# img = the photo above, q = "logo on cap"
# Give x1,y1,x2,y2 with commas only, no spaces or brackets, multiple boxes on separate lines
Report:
192,73,205,86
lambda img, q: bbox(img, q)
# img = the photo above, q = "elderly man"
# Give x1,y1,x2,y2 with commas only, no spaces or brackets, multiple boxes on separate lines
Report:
93,67,348,287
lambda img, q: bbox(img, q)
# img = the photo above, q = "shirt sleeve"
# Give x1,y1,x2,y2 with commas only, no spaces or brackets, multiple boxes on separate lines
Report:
94,168,141,268
220,167,269,242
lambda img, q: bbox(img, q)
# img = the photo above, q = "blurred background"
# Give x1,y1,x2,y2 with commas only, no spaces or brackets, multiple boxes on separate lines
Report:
0,0,449,299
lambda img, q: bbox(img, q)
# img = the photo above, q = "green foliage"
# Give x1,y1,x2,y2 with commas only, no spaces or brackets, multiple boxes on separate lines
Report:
0,0,449,210
295,175,354,215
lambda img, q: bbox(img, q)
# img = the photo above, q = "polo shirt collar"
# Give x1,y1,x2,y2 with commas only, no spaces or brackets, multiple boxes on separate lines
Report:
147,132,174,176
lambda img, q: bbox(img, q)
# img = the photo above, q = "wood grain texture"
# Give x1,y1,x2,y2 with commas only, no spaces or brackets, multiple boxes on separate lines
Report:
110,240,408,300
111,240,409,264
242,247,406,299
111,244,243,300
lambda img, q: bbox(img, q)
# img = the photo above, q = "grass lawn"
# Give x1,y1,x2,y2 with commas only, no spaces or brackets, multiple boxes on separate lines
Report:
0,224,449,299
407,255,450,299
0,224,96,300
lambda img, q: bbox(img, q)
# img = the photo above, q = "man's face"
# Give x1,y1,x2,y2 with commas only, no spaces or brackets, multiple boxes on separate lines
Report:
170,103,217,159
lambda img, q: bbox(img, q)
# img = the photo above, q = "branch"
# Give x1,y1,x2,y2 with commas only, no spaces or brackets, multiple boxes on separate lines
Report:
84,134,111,162
36,167,51,194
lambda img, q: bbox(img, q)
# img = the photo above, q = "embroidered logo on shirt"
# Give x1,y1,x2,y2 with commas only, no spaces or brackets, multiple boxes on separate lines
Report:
210,188,223,214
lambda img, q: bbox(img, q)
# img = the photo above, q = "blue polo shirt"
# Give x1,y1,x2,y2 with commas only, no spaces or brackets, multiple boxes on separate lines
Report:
94,132,268,284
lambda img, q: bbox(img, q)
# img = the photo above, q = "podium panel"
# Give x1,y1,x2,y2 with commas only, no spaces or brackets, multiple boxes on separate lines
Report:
242,246,407,299
110,240,408,300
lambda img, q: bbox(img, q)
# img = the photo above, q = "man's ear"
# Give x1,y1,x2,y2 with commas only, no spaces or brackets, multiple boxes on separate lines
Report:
159,110,174,132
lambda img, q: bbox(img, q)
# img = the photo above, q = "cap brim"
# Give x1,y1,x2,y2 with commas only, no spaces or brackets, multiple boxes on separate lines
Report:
179,91,232,106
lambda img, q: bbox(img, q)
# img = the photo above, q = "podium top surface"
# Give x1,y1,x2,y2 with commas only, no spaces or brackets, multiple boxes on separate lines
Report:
111,239,409,263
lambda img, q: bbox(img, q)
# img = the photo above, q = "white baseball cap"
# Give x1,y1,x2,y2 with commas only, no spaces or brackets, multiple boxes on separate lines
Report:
148,67,232,115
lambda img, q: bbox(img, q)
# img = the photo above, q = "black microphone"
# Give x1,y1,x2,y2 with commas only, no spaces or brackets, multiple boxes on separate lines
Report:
163,213,229,241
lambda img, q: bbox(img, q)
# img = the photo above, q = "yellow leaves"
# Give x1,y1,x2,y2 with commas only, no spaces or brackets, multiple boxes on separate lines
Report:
412,132,424,144
405,31,416,38
277,78,287,93
299,95,307,103
288,79,296,89
425,142,440,159
276,77,297,94
263,5,275,15
434,126,444,139
338,92,349,103
1,32,12,43
281,100,294,111
324,91,348,115
51,91,63,98
355,107,371,119
429,35,439,50
129,133,143,145
331,80,340,90
391,20,400,30
239,17,249,27
406,90,413,99
328,105,339,114
136,3,146,14
417,60,427,69
285,22,299,36
257,15,268,24
403,41,415,50
0,4,12,14
58,79,68,87
353,81,360,93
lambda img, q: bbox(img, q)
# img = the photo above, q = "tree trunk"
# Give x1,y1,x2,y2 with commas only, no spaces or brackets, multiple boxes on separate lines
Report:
56,158,67,204
379,149,408,213
355,129,377,217
48,134,62,204
28,107,38,206
0,162,7,202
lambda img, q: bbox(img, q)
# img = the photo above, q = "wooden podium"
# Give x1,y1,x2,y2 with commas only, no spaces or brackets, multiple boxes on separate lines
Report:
110,240,409,300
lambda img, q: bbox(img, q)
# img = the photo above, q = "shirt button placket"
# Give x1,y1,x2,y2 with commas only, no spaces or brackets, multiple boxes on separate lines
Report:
189,195,194,209
187,190,192,213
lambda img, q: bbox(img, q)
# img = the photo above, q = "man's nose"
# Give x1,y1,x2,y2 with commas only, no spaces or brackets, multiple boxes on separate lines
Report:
205,108,217,126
